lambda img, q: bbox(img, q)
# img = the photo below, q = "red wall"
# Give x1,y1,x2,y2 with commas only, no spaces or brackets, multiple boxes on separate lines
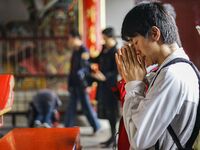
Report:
163,0,200,69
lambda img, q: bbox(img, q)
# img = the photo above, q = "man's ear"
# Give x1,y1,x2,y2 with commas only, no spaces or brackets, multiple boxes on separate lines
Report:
150,26,161,41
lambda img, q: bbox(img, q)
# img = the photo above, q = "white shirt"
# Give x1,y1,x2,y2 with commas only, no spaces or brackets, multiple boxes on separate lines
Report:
123,48,199,150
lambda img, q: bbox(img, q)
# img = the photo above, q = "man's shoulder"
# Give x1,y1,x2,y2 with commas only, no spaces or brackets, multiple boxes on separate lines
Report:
159,62,198,86
164,62,196,75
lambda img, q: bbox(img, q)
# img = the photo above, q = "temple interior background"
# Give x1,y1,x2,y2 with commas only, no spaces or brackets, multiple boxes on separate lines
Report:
0,0,199,149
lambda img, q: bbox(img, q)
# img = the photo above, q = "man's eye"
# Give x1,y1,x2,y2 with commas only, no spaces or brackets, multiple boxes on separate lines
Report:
134,40,138,46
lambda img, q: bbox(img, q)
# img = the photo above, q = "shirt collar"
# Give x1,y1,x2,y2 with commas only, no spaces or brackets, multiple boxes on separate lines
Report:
159,47,189,69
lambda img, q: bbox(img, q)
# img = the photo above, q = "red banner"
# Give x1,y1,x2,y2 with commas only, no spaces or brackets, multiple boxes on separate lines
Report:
82,0,101,57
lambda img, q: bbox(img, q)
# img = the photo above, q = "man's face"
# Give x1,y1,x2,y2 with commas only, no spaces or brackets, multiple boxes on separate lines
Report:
128,35,158,67
102,35,109,46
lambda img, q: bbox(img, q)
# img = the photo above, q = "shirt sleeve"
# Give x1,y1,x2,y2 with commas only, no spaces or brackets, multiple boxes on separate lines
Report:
123,68,183,149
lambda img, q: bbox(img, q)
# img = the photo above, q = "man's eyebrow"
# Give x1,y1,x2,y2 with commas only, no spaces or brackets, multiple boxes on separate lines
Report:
126,37,131,41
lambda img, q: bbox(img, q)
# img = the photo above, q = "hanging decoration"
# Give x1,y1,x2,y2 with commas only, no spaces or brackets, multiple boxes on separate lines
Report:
82,0,101,57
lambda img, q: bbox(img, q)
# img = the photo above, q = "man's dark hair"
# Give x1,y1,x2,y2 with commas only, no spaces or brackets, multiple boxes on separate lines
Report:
162,3,182,46
121,2,181,46
68,29,81,39
102,27,116,38
163,3,176,19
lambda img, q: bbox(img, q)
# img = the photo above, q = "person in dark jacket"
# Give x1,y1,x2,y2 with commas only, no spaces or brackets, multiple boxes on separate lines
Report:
90,27,119,147
64,29,100,133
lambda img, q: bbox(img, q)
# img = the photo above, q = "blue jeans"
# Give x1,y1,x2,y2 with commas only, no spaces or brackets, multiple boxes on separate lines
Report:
34,99,55,125
65,86,100,131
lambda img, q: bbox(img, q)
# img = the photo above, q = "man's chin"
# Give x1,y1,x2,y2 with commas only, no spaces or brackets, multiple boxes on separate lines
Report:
145,62,153,68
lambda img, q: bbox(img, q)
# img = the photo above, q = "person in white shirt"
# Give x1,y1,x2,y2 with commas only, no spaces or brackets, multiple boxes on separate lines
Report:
115,2,199,150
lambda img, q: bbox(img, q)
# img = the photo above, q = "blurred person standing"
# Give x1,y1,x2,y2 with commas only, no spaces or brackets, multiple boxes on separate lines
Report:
64,29,100,133
91,27,119,147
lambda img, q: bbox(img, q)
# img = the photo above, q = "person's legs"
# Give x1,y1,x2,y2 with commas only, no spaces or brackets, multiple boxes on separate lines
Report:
42,100,56,126
33,102,44,127
64,88,78,127
107,109,118,139
108,98,119,138
100,110,117,147
100,88,119,147
78,87,100,132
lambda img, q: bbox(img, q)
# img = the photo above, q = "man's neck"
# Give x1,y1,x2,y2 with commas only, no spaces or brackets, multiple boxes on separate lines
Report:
157,43,180,65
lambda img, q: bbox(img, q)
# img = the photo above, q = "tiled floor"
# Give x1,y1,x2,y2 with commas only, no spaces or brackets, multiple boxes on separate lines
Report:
80,123,114,150
0,115,115,150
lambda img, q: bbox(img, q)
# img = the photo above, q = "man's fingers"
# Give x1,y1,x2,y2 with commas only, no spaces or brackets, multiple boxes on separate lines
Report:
128,44,139,65
121,44,134,69
115,51,127,80
126,44,135,65
125,44,134,65
137,55,142,65
121,46,130,67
